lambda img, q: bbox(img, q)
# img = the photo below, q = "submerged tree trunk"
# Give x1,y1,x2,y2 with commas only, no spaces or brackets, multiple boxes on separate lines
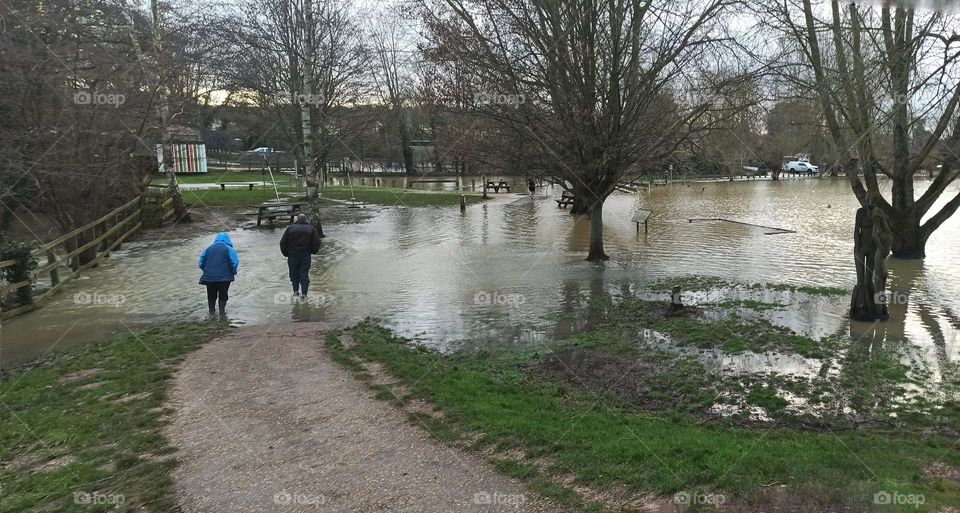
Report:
887,208,926,258
850,206,892,321
586,198,608,262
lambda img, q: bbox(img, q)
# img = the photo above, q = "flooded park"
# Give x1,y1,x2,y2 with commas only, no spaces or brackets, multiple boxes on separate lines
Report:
6,0,960,509
6,178,959,403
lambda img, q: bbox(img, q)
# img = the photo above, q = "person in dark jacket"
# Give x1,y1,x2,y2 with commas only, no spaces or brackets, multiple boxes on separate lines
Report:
198,232,239,315
279,214,322,299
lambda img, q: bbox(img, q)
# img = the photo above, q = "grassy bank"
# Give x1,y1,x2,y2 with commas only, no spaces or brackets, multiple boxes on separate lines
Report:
321,185,487,207
181,186,306,207
157,171,297,185
0,324,225,512
175,182,485,207
327,305,960,512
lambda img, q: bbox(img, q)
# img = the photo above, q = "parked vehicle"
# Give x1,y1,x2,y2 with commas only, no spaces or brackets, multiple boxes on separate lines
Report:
782,160,819,174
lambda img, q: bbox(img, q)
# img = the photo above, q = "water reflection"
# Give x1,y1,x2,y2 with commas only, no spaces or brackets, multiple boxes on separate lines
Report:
3,178,959,394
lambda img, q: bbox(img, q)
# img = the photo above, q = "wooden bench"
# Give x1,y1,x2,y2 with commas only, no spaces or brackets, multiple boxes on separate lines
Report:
251,202,305,227
556,191,575,208
485,181,510,193
219,182,258,190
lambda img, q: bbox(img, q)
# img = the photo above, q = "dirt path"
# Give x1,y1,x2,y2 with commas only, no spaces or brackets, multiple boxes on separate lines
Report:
165,322,564,513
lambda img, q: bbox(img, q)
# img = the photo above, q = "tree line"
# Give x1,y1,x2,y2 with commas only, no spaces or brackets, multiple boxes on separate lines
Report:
1,0,958,319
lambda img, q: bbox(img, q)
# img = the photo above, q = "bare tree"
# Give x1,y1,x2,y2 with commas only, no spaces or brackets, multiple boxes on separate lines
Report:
226,0,368,233
370,7,418,175
421,0,740,261
760,0,960,319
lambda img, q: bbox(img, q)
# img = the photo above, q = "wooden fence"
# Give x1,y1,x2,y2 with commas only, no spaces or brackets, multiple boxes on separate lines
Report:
0,184,176,319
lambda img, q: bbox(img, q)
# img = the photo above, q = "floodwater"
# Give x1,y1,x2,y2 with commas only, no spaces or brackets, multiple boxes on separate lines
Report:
3,177,959,395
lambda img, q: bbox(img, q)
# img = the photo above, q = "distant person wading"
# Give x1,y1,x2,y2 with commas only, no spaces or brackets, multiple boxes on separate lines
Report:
198,232,239,317
280,214,323,300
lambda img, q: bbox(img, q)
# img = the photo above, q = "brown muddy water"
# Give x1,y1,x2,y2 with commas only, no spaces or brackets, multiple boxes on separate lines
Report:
3,177,959,400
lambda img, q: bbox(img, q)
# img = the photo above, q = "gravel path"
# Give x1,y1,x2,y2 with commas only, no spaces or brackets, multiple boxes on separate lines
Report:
165,322,564,513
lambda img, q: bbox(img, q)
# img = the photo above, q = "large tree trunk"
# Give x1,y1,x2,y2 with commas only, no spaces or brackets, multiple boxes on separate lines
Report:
889,213,927,259
586,198,608,262
850,206,891,321
301,0,324,237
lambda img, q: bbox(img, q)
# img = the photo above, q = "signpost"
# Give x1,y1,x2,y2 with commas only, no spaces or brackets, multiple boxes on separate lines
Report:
632,208,652,234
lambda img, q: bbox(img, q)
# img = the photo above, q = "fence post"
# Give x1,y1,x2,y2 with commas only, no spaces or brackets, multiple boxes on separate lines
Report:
47,249,59,287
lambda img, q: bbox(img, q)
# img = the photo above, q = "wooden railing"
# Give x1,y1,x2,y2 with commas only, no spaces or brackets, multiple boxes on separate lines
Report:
0,184,176,319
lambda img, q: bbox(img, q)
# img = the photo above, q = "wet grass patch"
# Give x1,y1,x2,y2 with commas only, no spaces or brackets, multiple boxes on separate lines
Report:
612,298,829,358
334,321,960,512
647,274,848,297
0,323,226,512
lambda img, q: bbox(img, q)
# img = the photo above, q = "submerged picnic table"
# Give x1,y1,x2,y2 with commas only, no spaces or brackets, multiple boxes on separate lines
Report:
248,202,305,227
485,180,511,193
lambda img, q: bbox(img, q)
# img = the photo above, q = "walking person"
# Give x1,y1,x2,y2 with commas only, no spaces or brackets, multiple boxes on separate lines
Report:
280,214,322,301
527,176,536,198
198,232,239,317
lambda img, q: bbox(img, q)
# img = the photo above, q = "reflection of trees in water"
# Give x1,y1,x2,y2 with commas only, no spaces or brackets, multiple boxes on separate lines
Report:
840,258,960,415
552,270,609,338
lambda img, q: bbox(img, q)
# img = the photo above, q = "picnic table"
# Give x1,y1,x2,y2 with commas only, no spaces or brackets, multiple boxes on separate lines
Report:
485,180,511,193
248,202,305,227
556,191,575,208
219,182,259,190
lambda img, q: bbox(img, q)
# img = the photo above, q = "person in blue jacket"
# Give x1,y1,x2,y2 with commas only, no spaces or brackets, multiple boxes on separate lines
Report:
198,232,239,315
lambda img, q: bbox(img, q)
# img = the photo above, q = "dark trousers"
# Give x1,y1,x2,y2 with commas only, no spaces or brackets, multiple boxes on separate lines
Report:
287,255,311,292
205,282,230,303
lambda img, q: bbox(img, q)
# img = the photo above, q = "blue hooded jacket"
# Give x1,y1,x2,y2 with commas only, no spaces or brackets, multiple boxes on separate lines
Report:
198,232,239,283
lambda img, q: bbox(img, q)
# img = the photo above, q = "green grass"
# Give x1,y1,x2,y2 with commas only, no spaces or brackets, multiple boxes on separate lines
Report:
0,323,225,512
647,275,849,297
180,186,307,207
173,182,486,207
321,186,488,207
154,171,298,185
330,322,960,512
